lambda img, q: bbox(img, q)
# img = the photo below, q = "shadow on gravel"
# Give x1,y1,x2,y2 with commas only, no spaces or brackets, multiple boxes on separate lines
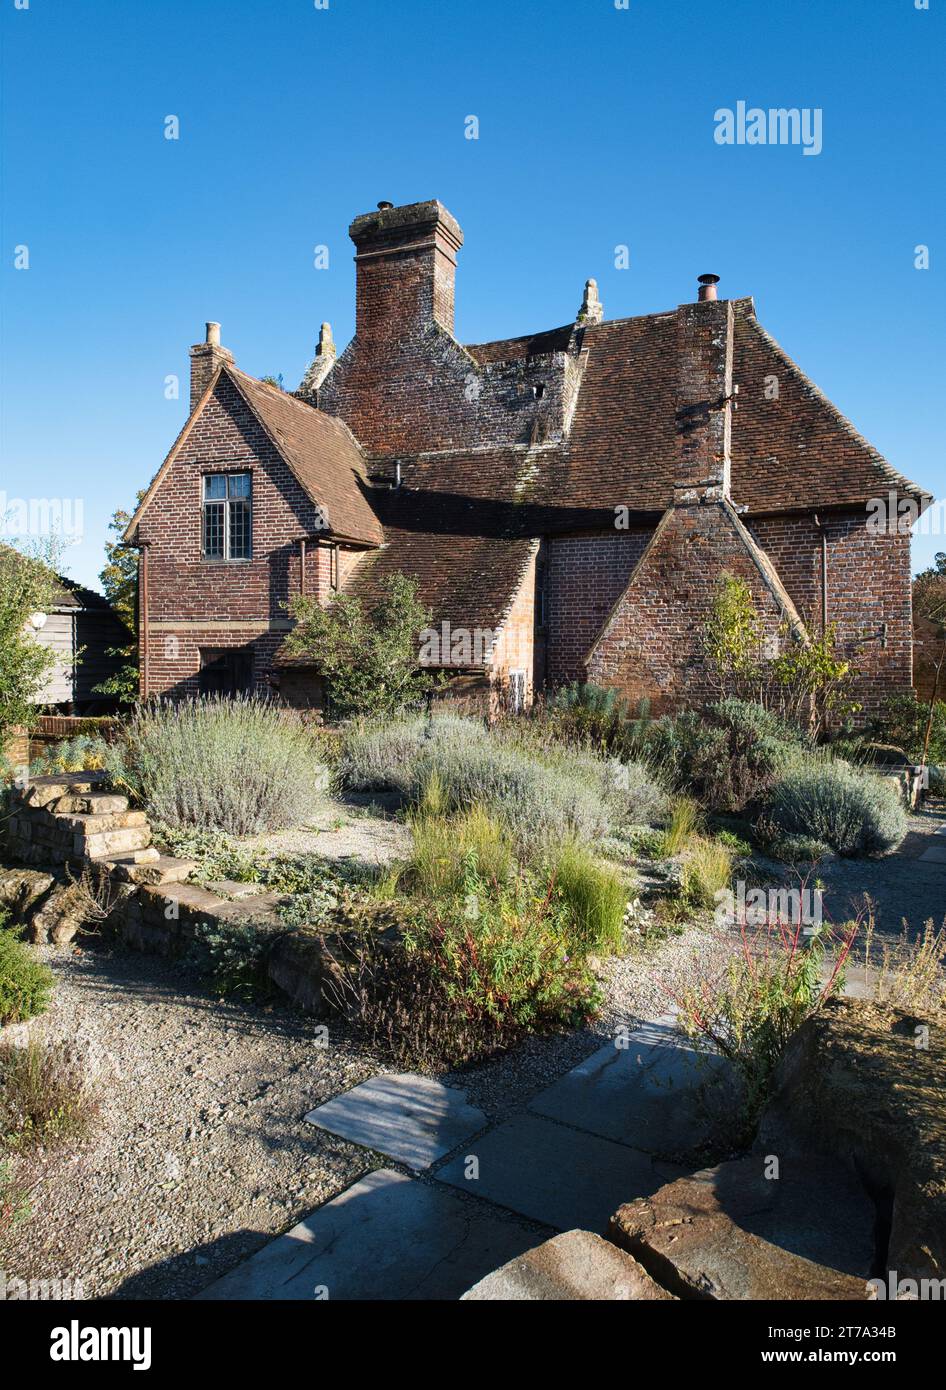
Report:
107,1228,272,1301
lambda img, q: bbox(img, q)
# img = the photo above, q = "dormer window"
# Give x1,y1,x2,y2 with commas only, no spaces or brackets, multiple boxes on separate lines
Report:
203,473,251,560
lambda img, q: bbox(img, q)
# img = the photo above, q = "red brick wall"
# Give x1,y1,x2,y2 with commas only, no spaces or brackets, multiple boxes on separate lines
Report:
747,511,914,712
320,207,575,456
585,503,795,714
546,529,652,687
137,375,335,698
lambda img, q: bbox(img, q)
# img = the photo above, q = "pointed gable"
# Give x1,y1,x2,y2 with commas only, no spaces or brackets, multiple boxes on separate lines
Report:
586,498,807,712
125,366,381,547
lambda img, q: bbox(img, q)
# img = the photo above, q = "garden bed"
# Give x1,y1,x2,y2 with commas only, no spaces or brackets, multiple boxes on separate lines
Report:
0,909,743,1299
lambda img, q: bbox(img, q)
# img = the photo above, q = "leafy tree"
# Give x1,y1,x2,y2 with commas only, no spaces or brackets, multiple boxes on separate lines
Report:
703,572,856,737
0,541,61,747
285,572,440,719
913,552,946,767
703,573,766,700
93,497,142,703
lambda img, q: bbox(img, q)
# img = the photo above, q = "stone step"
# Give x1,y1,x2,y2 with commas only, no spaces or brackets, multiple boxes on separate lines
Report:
24,772,110,807
140,881,229,925
56,811,148,835
107,854,196,885
54,793,130,816
609,1154,875,1300
97,845,160,867
81,825,153,859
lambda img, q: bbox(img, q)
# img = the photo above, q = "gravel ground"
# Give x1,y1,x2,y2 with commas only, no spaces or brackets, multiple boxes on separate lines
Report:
1,946,386,1301
815,803,945,942
239,797,411,868
1,913,738,1300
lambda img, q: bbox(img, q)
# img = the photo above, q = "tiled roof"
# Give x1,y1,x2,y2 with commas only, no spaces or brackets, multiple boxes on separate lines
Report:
348,449,543,634
0,543,115,614
728,302,930,511
124,366,383,549
465,324,573,365
564,301,931,515
227,369,383,545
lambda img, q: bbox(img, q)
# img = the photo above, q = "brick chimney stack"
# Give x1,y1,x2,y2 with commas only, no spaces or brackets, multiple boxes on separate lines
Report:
674,296,734,503
189,321,234,411
349,199,463,343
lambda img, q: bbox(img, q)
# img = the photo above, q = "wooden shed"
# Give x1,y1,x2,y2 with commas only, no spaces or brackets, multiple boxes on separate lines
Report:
33,574,131,714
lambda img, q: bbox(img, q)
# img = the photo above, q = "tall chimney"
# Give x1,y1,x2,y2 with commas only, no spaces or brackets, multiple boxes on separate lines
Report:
349,199,463,342
189,321,234,410
674,296,734,502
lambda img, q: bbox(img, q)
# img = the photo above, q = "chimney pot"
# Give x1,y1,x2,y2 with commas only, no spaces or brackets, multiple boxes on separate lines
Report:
189,323,233,411
697,274,720,303
377,200,393,210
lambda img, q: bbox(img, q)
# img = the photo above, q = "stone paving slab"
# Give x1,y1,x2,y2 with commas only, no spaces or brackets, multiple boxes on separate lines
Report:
304,1073,487,1171
461,1229,675,1300
528,1021,728,1154
918,841,946,863
196,1168,544,1301
436,1112,676,1232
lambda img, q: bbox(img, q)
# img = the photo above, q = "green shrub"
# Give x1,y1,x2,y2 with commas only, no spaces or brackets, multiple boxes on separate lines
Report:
766,758,906,857
108,695,328,835
644,699,802,813
550,841,628,956
714,828,753,856
770,832,832,865
870,692,946,766
29,733,111,775
186,921,276,1000
407,880,603,1039
340,714,665,851
337,714,483,792
0,1040,96,1155
286,571,441,719
0,928,54,1027
677,931,835,1143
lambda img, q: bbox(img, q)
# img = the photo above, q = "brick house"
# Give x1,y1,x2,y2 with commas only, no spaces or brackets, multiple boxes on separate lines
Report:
124,198,931,715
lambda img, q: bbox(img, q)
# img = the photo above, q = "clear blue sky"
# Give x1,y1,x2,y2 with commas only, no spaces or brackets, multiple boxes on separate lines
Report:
2,0,943,591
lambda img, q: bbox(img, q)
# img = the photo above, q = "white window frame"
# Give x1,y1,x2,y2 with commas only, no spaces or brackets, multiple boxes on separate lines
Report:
509,668,527,714
202,472,252,561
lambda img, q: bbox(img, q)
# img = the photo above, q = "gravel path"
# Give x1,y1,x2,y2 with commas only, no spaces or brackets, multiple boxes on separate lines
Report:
240,797,411,868
815,803,945,942
1,914,739,1300
2,945,385,1300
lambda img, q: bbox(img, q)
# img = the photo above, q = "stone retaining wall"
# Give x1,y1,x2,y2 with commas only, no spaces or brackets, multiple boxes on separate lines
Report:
1,773,345,1016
